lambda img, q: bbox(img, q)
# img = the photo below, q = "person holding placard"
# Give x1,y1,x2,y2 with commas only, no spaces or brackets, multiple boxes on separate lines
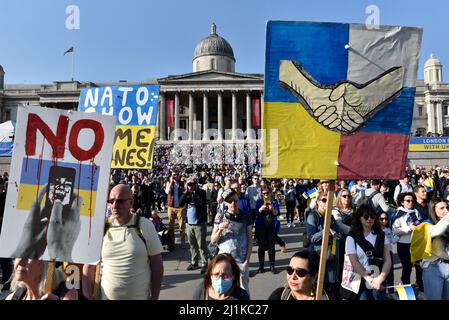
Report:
6,258,78,300
345,204,391,300
84,184,164,300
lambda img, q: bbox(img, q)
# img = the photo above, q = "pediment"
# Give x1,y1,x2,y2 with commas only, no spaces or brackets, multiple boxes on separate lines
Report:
159,71,263,83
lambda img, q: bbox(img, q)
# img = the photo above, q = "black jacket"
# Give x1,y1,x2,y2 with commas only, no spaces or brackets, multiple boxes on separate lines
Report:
180,188,208,224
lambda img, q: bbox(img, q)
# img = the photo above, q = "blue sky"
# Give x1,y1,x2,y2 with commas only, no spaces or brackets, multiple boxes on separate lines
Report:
0,0,446,84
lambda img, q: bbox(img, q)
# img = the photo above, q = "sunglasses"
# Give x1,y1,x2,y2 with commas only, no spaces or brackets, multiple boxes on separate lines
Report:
362,214,376,220
403,199,414,203
107,198,131,205
379,217,388,221
342,195,351,199
286,266,309,278
262,192,269,195
319,198,327,203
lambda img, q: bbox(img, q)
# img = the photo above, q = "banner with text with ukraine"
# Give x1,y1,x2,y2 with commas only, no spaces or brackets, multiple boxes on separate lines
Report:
0,106,115,264
263,21,422,179
78,85,159,169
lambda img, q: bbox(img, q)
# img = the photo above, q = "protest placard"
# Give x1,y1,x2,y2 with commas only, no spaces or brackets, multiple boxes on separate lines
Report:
78,85,159,169
0,106,116,264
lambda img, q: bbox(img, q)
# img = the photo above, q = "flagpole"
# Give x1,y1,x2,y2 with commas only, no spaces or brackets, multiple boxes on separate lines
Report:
71,50,74,81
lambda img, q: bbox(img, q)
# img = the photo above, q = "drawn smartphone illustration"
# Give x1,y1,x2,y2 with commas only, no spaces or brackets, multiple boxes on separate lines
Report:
46,166,76,207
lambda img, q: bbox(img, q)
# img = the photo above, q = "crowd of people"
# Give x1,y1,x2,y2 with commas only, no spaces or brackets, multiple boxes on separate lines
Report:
1,145,449,300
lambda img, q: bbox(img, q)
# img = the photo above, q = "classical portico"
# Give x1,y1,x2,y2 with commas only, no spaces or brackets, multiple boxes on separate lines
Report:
157,24,263,144
157,80,263,142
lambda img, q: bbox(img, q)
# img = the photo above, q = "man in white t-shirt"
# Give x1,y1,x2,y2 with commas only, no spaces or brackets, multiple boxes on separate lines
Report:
84,184,164,300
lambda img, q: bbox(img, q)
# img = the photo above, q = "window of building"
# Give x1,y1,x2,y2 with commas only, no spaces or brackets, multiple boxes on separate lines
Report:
415,127,426,136
444,105,449,116
179,119,187,131
4,109,11,122
444,128,449,137
418,106,423,117
210,58,216,70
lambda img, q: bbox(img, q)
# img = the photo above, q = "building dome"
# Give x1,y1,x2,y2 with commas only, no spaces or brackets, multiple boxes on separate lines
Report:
193,23,235,62
424,54,443,84
192,24,236,73
425,54,442,68
0,65,4,74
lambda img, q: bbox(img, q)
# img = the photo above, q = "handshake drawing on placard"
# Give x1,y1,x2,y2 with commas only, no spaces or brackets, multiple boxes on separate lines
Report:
279,60,404,135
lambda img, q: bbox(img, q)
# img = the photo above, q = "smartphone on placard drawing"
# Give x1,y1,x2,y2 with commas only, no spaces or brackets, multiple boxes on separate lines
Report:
46,166,76,208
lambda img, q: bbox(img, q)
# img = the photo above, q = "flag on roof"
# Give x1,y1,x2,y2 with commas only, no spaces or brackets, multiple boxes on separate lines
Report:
63,46,74,55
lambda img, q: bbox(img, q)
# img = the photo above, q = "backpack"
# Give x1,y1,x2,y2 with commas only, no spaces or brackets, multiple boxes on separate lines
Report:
303,210,319,248
104,214,147,246
354,189,380,213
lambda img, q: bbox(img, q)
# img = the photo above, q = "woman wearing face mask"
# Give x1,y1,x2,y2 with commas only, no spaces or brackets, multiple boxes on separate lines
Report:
192,253,249,300
268,249,325,300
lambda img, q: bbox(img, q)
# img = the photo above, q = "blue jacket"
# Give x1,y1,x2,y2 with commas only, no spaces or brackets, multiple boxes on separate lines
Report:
255,197,280,229
306,209,340,251
238,195,251,216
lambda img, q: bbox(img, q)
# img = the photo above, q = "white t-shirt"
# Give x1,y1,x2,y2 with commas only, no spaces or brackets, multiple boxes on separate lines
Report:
345,232,390,269
101,215,163,300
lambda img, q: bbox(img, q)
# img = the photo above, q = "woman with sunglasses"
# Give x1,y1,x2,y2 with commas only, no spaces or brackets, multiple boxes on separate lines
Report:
392,192,424,291
345,204,391,300
306,192,339,299
268,249,323,300
192,253,249,300
332,189,354,282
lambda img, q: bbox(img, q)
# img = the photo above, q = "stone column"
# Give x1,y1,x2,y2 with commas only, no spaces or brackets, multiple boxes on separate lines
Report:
159,93,166,141
189,92,194,141
203,92,209,141
436,100,444,135
174,92,180,141
217,91,223,141
232,91,237,140
246,91,252,139
427,100,436,134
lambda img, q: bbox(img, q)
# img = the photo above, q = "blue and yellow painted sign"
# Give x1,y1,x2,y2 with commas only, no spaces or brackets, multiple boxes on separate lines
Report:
409,137,449,152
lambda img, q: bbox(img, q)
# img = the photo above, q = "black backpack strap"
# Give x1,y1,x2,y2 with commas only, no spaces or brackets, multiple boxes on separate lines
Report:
280,284,292,300
127,215,147,246
373,231,385,258
366,190,379,202
11,287,27,300
106,215,147,246
350,231,384,259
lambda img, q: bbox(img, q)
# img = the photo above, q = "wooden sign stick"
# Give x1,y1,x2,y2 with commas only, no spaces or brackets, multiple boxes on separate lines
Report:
44,261,56,294
315,180,335,300
93,264,101,300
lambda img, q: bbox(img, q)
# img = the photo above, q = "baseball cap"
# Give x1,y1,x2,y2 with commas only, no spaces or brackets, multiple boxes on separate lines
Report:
222,189,239,202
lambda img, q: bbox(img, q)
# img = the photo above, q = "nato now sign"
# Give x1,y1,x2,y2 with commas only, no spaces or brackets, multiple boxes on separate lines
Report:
409,137,449,152
78,85,159,169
